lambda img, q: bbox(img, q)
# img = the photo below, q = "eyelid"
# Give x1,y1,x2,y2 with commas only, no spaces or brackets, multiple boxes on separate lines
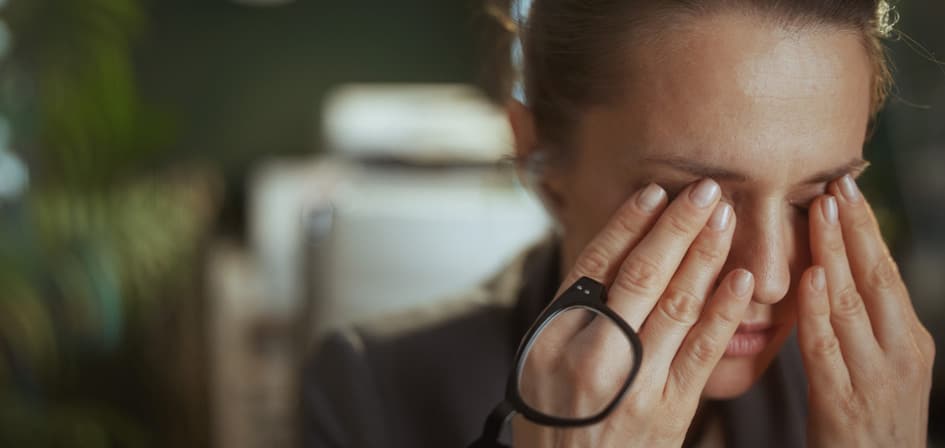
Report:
664,186,685,200
662,183,692,202
657,179,734,200
664,186,736,209
633,180,685,200
790,190,826,209
790,199,814,209
852,163,871,179
648,177,837,211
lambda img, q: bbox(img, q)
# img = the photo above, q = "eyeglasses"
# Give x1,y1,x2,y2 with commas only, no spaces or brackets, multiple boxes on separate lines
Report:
467,277,644,447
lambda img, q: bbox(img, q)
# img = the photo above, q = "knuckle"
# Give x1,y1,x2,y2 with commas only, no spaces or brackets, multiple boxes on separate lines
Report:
658,288,703,326
810,334,841,358
824,236,847,253
831,286,865,319
891,353,920,382
687,336,720,366
614,256,663,296
621,391,652,416
838,395,862,422
575,245,610,278
868,255,901,291
613,208,646,236
850,207,875,230
663,212,698,238
711,303,741,328
689,242,724,266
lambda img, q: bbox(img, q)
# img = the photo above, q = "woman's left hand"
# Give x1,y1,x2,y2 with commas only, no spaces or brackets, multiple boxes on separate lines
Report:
797,174,935,448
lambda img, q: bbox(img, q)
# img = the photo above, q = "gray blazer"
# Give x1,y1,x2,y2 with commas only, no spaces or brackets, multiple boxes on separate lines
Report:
301,239,808,447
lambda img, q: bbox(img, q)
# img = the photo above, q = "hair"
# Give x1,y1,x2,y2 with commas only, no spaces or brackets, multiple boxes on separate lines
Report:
488,0,896,160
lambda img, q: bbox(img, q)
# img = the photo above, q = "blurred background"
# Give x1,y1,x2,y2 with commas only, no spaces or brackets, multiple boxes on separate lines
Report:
0,1,941,447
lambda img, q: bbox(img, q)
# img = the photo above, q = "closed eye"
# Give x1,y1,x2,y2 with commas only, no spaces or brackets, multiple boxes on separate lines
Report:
660,181,732,206
789,194,823,216
791,201,812,216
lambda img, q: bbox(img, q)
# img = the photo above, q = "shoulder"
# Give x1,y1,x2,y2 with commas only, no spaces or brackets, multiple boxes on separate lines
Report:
316,286,519,391
321,243,530,375
300,241,542,447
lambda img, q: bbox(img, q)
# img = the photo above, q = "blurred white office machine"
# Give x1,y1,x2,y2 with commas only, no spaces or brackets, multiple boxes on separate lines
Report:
249,84,550,349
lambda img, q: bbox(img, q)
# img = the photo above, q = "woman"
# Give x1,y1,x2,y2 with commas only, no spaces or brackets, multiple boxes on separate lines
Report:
302,1,936,447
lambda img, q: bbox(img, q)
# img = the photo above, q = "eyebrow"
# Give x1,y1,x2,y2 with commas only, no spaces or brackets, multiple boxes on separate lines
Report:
641,156,871,185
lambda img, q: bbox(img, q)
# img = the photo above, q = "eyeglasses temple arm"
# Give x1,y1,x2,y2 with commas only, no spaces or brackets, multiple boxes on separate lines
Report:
467,400,516,448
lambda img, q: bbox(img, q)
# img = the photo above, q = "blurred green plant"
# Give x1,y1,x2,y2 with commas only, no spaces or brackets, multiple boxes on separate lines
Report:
3,0,172,187
0,0,215,447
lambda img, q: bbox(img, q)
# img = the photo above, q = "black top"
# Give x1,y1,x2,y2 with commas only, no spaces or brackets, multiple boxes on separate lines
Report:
301,238,808,447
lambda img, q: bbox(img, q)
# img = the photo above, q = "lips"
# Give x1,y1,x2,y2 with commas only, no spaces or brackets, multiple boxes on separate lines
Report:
725,322,776,357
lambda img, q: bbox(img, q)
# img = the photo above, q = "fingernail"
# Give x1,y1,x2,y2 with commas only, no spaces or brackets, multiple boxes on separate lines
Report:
637,183,666,212
822,196,838,224
838,174,860,203
811,266,826,292
690,179,720,208
732,270,754,296
708,202,732,230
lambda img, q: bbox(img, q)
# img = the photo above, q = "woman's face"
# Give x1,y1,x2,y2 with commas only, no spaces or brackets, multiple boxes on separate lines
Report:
528,13,875,399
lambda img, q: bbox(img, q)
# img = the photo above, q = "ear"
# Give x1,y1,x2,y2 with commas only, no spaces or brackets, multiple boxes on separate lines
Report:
506,100,568,223
507,99,538,163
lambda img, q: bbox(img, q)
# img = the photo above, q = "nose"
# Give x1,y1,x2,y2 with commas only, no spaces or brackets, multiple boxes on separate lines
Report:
726,203,793,305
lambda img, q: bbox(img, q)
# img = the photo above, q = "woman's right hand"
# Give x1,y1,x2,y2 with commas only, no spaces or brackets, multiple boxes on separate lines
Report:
513,179,754,447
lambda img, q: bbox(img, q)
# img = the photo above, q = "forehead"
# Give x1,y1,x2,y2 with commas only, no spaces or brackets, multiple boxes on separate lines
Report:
581,13,873,186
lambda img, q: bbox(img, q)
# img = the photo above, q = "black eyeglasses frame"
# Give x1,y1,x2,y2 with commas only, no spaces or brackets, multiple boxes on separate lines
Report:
468,276,644,448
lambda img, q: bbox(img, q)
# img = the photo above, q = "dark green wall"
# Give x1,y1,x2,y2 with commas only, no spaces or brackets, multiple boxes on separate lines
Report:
133,0,485,234
135,0,482,172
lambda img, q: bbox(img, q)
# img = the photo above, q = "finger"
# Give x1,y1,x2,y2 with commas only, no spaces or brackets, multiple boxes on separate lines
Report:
829,175,914,347
558,183,668,296
637,202,734,383
797,265,851,392
548,185,667,340
563,313,638,412
609,178,722,329
664,269,753,400
809,195,879,362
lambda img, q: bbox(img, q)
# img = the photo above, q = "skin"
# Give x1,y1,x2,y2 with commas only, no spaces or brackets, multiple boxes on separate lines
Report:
508,11,934,447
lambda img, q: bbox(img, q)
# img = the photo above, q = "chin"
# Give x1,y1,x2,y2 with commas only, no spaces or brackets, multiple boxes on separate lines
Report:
701,323,795,399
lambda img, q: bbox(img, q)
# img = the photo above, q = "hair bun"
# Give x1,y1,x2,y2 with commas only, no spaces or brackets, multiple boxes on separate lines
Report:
876,0,900,38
